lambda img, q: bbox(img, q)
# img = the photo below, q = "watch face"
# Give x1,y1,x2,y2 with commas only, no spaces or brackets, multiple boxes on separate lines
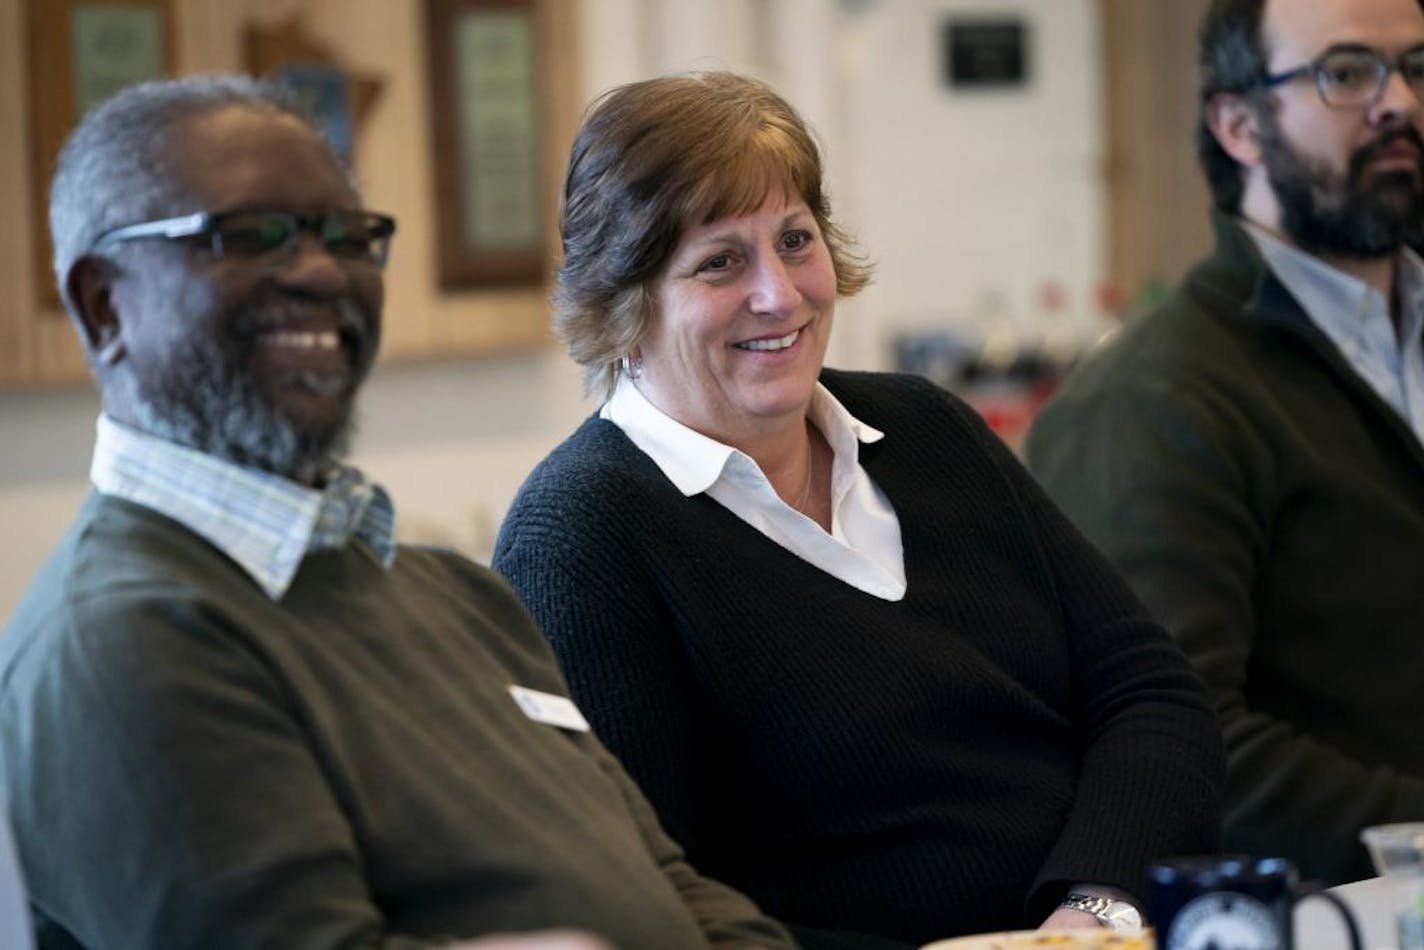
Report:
1166,892,1283,950
1106,903,1142,931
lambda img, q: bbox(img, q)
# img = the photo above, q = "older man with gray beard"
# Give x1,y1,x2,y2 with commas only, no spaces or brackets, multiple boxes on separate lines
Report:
0,74,793,950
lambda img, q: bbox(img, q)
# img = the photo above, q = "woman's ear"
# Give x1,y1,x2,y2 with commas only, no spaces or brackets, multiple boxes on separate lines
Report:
1205,92,1265,168
65,255,126,366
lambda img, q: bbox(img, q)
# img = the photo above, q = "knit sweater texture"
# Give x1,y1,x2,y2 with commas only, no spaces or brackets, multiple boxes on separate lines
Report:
1027,212,1424,886
0,492,794,950
493,369,1224,945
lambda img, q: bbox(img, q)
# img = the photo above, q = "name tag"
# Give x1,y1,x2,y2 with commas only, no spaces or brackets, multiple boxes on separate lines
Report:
508,685,591,732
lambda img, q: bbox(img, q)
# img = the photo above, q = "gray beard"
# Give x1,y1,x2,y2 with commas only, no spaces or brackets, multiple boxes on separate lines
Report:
118,308,362,483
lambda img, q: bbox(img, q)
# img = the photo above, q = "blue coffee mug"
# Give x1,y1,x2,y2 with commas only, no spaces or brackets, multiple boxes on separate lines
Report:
1147,856,1362,950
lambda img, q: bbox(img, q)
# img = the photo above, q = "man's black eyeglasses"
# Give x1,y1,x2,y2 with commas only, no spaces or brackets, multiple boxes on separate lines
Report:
1260,44,1424,110
89,208,397,267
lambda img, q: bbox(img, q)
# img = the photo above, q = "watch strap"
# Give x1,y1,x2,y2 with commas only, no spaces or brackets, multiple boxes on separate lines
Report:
1060,892,1141,932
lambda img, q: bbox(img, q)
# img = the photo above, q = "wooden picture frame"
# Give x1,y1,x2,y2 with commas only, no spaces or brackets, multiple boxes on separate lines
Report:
244,14,386,171
424,0,546,288
27,0,177,309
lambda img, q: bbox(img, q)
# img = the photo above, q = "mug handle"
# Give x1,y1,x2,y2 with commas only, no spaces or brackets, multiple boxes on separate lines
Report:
1293,884,1364,950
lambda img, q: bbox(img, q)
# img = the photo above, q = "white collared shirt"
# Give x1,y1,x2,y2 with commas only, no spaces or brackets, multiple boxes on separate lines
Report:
1247,224,1424,447
90,415,396,600
601,377,907,600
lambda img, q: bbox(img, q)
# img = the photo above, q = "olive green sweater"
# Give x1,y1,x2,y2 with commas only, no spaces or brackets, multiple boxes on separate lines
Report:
0,492,793,949
1028,213,1424,886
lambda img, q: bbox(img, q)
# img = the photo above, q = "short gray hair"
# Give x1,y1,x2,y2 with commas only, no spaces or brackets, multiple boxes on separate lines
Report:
48,73,323,315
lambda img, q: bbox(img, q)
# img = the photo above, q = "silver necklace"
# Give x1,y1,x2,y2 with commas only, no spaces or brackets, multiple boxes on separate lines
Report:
793,443,815,512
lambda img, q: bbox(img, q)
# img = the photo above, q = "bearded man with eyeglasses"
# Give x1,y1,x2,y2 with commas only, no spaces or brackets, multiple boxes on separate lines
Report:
1029,0,1424,886
0,75,795,950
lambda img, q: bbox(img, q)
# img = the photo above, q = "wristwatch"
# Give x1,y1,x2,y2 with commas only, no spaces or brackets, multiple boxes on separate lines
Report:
1059,892,1143,932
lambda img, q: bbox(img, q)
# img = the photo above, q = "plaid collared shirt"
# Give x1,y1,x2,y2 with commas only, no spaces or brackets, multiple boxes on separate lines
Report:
90,415,396,600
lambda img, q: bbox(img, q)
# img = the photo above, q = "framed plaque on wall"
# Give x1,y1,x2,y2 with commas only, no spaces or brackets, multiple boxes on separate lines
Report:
27,0,177,308
424,0,546,288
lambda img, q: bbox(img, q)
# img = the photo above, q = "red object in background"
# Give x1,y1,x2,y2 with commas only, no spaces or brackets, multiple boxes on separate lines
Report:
962,377,1060,456
1096,281,1125,319
1038,280,1068,316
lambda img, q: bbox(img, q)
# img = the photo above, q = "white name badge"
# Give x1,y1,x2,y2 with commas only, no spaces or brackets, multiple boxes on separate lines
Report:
508,685,591,732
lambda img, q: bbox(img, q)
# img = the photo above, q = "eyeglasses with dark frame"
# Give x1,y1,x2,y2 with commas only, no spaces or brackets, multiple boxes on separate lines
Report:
89,208,398,267
1259,43,1424,110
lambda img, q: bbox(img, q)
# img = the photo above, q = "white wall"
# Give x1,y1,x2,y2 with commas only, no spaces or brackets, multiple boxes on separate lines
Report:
841,0,1104,358
578,0,1103,364
0,386,101,618
0,0,1103,621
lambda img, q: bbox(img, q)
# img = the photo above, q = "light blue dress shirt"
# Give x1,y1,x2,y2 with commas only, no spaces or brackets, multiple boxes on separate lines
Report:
1247,225,1424,447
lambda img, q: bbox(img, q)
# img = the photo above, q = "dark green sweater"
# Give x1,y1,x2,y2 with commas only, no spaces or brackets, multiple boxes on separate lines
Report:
1027,213,1424,886
493,369,1223,945
0,492,794,949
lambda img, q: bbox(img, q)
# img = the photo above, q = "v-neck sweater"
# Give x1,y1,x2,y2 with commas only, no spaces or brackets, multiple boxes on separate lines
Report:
494,368,1224,944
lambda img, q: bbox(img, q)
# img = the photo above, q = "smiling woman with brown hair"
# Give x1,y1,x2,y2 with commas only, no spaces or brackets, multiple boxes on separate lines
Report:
493,70,1225,949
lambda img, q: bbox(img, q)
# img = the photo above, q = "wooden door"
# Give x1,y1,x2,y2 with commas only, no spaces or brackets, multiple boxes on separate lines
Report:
1101,0,1214,308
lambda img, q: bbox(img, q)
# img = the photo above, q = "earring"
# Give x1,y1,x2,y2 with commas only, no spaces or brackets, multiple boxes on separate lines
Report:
620,354,643,379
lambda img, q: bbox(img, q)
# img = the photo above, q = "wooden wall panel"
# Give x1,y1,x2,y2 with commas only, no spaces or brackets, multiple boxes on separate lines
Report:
1102,0,1214,306
0,0,578,389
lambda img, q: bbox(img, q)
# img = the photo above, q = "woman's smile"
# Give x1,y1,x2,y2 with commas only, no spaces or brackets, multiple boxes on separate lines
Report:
634,193,837,449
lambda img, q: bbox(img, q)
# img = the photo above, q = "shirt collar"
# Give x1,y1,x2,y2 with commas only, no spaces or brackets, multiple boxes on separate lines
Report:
600,376,885,497
1245,222,1424,352
90,415,396,600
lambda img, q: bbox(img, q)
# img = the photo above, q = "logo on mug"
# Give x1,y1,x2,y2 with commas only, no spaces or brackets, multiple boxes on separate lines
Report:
1167,891,1282,950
